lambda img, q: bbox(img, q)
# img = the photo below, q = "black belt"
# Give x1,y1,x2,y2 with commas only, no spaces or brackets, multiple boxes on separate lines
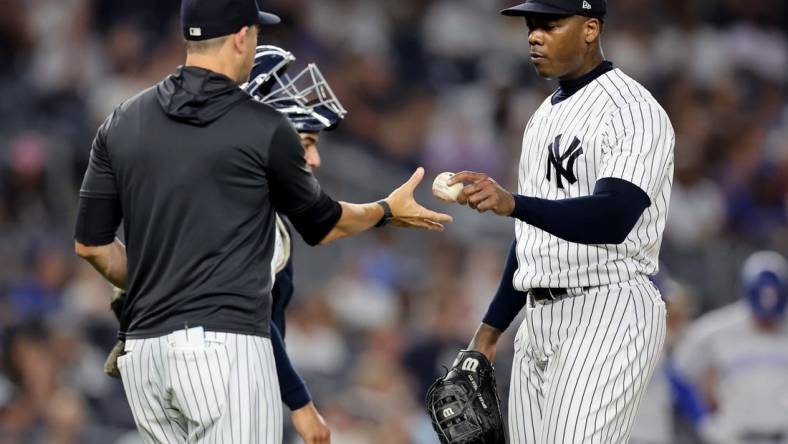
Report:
529,287,588,303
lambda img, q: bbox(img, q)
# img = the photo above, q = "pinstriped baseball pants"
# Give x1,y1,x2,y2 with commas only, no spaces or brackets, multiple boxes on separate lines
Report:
117,327,282,444
508,276,667,444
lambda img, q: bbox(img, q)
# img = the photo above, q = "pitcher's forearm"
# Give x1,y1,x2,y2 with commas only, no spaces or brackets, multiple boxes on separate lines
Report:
319,201,384,245
469,323,503,362
75,238,128,290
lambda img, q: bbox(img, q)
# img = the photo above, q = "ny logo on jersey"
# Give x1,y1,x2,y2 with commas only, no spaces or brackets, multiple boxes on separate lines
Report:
546,134,584,189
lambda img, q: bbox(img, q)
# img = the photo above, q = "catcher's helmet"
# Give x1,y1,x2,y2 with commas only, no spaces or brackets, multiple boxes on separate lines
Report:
242,45,346,133
244,45,295,98
742,251,788,320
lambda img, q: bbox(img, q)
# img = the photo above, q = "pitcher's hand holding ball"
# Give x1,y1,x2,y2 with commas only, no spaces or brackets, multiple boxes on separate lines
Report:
448,171,516,216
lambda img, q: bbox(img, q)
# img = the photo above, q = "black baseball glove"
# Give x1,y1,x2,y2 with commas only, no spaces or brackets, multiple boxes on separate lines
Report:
425,350,506,444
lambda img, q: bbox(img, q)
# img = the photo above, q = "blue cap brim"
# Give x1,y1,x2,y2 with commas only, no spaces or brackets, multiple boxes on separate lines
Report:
501,2,574,17
257,11,281,25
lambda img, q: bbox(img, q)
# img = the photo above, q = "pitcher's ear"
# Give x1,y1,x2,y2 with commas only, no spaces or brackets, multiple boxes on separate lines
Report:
585,18,601,44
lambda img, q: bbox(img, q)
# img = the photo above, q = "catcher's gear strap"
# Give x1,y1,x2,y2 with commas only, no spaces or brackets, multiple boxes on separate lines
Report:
272,214,291,274
426,350,506,444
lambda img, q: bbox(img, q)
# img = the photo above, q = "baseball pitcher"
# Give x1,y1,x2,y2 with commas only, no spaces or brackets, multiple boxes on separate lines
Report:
426,1,675,443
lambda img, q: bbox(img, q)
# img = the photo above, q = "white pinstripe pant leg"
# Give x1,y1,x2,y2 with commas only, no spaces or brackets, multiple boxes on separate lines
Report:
119,338,188,444
509,319,547,443
119,329,282,444
214,333,283,444
508,278,667,444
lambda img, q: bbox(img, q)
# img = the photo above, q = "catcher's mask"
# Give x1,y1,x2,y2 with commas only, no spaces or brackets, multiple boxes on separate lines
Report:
242,45,347,133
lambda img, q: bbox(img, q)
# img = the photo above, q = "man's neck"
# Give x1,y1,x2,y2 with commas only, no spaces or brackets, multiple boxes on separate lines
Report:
559,53,605,82
184,54,239,84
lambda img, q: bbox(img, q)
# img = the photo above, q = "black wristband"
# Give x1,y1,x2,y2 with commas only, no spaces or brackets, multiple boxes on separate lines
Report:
374,200,393,227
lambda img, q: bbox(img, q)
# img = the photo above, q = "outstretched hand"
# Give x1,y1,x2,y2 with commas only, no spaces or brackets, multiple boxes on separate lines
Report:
386,167,454,231
449,171,516,216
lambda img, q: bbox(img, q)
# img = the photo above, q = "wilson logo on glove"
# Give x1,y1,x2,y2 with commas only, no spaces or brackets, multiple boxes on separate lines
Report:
462,358,480,372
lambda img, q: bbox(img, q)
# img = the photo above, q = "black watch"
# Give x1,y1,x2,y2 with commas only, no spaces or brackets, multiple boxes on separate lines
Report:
374,200,393,227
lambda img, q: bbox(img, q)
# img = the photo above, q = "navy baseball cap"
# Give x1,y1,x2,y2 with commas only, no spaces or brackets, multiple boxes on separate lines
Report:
182,0,281,41
501,0,606,20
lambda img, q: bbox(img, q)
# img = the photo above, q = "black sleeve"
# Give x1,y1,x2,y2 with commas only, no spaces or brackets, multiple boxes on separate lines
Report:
267,117,341,246
286,192,342,246
509,178,651,245
271,323,311,411
74,112,122,246
482,241,528,332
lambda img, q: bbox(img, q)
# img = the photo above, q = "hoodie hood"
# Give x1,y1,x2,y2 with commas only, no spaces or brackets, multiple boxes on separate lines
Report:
157,66,250,126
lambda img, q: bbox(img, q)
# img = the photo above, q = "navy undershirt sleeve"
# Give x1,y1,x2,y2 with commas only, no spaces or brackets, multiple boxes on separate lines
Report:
271,322,311,411
482,241,528,332
510,178,651,245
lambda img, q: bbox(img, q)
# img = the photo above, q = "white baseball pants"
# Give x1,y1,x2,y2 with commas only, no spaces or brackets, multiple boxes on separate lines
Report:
508,276,667,444
118,327,282,444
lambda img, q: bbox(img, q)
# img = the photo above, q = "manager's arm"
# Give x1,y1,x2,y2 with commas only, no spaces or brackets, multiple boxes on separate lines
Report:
74,111,128,289
75,238,128,290
267,117,452,246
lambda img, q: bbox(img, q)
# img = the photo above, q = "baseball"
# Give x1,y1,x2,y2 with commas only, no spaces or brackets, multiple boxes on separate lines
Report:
432,172,463,203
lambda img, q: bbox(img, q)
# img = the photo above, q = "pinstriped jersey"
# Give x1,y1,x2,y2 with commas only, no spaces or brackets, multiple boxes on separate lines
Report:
513,68,675,290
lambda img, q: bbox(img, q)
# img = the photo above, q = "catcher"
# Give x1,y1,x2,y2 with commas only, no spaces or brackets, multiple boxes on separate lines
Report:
104,45,347,444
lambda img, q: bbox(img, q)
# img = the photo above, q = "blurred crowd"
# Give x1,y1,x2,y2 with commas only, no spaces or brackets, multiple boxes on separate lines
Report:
0,0,786,443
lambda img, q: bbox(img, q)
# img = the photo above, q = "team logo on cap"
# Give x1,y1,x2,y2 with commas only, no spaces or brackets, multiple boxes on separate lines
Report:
189,27,202,37
582,1,592,9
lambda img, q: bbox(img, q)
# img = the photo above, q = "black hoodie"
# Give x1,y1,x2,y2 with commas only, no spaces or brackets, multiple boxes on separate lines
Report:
157,65,249,126
76,66,341,339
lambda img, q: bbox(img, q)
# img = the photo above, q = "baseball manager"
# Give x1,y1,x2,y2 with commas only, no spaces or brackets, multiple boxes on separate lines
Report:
73,0,452,442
